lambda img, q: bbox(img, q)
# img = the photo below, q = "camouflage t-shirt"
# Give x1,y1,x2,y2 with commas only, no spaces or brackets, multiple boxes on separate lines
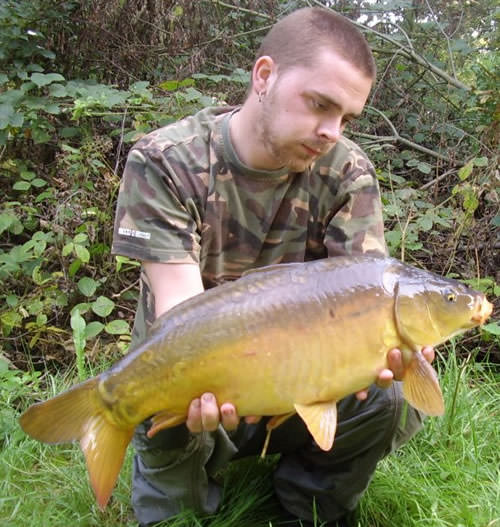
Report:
112,106,387,343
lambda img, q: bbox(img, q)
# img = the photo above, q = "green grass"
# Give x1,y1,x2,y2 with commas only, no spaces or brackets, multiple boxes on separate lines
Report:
1,347,499,527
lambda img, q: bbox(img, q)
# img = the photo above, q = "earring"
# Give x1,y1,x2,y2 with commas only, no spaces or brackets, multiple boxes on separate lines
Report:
258,91,264,103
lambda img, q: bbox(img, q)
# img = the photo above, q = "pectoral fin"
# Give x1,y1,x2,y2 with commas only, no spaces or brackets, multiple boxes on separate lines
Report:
403,350,444,416
294,400,337,451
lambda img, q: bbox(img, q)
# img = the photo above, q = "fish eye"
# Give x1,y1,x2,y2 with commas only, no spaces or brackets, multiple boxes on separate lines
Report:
445,290,457,303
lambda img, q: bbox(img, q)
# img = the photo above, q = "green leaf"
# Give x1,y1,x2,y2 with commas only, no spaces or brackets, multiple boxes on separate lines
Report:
84,321,105,339
0,311,22,334
71,303,91,316
473,156,488,167
458,160,473,181
36,313,48,326
463,190,479,213
71,310,86,355
73,233,88,243
105,319,130,335
91,296,115,317
32,265,52,285
385,230,402,247
32,126,51,144
74,244,90,263
27,299,43,315
44,103,61,114
0,103,15,129
60,127,81,138
62,242,74,256
183,87,202,102
482,322,500,336
0,213,17,235
78,277,98,297
417,162,432,174
68,259,81,277
70,309,86,333
6,295,18,307
13,181,31,191
0,356,9,373
30,73,65,87
418,216,433,231
172,5,183,16
30,178,47,188
21,171,36,181
49,84,68,97
9,112,24,128
159,80,180,91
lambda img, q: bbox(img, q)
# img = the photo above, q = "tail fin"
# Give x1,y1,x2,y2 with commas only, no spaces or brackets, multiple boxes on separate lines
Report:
19,377,134,508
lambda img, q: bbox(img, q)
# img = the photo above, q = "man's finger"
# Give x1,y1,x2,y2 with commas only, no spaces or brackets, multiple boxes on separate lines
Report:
422,345,435,364
200,392,220,432
375,368,395,389
186,398,203,433
355,389,369,401
220,402,239,431
386,348,404,380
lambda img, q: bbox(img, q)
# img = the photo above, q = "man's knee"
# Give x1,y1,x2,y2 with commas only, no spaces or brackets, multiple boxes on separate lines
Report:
273,382,425,522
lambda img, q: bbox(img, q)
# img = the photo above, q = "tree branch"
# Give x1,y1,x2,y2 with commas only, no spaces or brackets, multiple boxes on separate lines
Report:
310,0,471,91
348,106,454,162
203,0,274,20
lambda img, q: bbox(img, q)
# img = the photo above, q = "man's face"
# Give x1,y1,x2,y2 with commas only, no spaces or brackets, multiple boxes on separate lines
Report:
258,49,373,172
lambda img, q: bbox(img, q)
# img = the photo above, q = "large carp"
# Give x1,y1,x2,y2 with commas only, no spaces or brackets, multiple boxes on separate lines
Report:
20,256,493,508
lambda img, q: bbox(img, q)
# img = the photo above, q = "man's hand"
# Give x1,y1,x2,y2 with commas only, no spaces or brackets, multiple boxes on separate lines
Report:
355,346,435,401
186,393,259,433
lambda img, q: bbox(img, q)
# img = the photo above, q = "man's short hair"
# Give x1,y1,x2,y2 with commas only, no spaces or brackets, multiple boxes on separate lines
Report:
256,7,376,79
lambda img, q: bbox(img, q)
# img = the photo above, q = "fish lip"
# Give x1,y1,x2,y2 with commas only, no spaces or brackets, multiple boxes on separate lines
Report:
471,298,493,324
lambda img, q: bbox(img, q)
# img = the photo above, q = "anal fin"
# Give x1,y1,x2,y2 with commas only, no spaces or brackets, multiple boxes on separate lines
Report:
294,400,337,451
403,350,444,416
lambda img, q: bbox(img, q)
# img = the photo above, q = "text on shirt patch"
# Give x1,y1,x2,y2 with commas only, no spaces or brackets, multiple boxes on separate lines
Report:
118,227,151,240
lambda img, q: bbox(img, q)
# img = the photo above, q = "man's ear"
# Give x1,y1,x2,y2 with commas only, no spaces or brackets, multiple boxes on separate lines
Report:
252,55,277,96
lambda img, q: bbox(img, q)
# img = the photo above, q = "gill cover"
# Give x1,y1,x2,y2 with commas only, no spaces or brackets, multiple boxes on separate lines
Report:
394,270,479,349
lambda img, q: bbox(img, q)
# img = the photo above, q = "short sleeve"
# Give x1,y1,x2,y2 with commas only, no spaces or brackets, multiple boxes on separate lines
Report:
112,147,202,264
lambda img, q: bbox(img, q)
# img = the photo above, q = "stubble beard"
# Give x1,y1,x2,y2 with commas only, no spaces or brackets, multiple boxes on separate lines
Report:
259,94,313,173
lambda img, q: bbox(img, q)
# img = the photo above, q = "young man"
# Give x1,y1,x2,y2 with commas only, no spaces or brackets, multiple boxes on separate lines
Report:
112,7,432,526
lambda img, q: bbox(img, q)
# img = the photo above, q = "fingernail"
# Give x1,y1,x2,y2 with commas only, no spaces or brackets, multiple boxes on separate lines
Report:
202,393,213,403
222,407,233,416
192,399,201,408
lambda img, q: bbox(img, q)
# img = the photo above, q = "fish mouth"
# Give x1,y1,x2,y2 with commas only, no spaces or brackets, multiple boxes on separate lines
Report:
471,297,493,324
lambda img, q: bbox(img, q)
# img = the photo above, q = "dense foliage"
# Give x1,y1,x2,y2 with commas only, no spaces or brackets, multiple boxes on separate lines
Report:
0,0,498,376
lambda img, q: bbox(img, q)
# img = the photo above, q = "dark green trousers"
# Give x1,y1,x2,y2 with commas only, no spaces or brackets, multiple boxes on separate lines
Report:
131,382,424,525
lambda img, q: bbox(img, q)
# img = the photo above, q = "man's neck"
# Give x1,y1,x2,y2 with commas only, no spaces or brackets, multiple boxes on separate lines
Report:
229,103,282,172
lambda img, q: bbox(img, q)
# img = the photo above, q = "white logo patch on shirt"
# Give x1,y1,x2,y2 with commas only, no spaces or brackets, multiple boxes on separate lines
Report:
118,227,151,240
